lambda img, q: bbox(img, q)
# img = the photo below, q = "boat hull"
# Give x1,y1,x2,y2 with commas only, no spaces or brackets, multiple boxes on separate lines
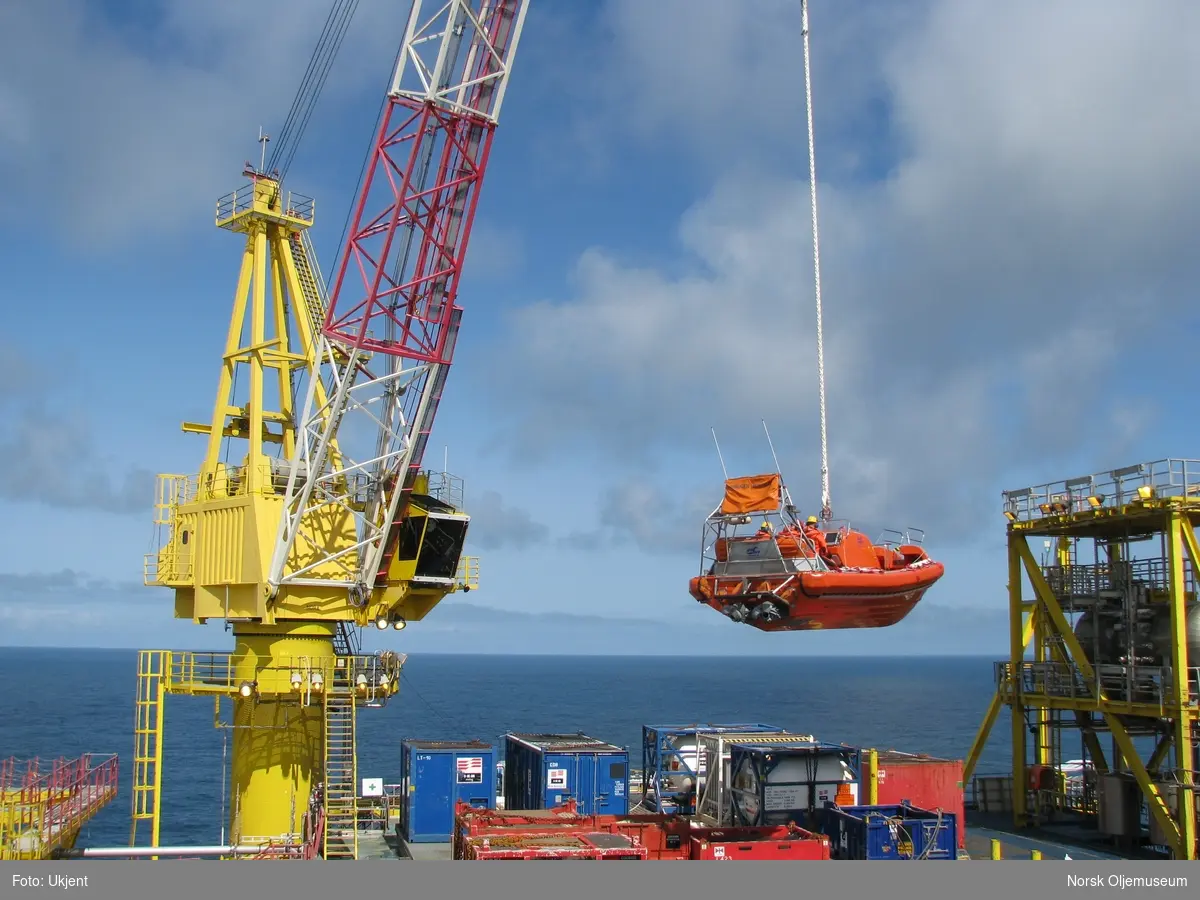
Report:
688,561,946,632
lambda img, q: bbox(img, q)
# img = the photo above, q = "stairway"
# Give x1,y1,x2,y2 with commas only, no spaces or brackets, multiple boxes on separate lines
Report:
289,230,329,348
322,661,358,860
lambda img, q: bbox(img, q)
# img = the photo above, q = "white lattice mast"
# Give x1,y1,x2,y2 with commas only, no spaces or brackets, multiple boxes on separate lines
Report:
267,0,529,599
801,0,832,522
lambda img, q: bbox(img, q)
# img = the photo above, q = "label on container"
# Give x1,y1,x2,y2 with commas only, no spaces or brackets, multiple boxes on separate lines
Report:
764,784,807,810
877,768,887,783
457,757,484,783
547,768,568,789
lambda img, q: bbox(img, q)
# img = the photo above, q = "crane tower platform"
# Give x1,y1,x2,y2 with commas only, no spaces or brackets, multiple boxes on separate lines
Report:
966,458,1199,860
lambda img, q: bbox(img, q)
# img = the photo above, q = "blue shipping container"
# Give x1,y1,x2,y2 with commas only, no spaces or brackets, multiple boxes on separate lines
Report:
641,723,785,814
503,732,629,816
400,739,496,843
821,803,958,860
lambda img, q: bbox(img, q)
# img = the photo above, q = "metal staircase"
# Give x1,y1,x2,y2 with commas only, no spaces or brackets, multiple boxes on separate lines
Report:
322,660,358,859
289,230,328,342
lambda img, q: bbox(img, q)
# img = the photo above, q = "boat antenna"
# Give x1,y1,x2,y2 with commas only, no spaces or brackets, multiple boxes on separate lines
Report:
802,0,832,523
763,420,797,517
711,427,729,480
762,419,784,476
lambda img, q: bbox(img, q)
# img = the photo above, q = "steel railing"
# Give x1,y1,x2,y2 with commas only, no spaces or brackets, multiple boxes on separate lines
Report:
1003,458,1200,522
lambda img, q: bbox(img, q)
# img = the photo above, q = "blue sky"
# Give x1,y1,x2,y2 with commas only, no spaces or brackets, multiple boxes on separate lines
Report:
1,0,1199,654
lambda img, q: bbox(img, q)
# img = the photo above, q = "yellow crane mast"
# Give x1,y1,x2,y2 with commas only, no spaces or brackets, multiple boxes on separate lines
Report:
133,0,527,859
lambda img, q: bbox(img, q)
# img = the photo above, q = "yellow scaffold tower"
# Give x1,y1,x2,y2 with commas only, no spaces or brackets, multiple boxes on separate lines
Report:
133,166,476,860
966,458,1200,859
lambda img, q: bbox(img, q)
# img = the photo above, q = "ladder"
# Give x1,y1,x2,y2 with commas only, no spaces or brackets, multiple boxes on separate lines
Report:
322,661,358,859
289,230,329,345
332,622,361,657
129,651,166,850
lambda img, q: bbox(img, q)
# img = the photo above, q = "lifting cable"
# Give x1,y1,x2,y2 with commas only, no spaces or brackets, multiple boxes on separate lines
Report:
266,0,362,183
801,0,832,522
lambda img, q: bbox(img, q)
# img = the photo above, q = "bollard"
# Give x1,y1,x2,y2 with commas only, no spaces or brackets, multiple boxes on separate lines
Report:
1031,850,1042,860
991,839,1002,859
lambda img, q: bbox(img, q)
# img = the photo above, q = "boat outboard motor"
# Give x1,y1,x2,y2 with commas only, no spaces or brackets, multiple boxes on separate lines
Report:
727,603,751,623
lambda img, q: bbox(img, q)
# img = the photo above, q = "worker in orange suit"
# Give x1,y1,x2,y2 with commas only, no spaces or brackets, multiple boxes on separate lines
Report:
756,520,774,540
803,516,830,558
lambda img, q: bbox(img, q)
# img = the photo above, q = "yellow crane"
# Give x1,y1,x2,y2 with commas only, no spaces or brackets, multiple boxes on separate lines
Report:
133,0,529,859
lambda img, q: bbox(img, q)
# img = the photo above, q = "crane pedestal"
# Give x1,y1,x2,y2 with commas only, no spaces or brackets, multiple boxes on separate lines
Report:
228,623,333,843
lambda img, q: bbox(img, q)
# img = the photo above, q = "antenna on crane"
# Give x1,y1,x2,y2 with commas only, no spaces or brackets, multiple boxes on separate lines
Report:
801,0,832,523
257,127,270,175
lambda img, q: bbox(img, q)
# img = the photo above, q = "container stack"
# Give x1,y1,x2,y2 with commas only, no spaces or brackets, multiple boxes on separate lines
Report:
395,724,968,861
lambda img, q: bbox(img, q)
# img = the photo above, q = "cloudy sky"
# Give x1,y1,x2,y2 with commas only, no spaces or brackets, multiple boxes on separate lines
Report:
1,0,1197,654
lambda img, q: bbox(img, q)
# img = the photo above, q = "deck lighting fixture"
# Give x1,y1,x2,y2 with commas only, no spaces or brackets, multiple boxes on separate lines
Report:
375,614,390,630
1087,495,1105,509
310,671,324,691
392,617,407,631
1050,501,1068,514
1137,484,1155,501
1004,511,1017,522
355,673,369,692
290,672,303,690
238,680,257,698
378,674,391,690
1039,503,1053,515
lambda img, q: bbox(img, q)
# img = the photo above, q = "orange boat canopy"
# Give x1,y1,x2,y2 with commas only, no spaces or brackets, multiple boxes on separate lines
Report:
719,473,782,516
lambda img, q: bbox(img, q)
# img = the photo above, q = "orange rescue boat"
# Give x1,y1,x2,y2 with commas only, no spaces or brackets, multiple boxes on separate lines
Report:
688,473,944,632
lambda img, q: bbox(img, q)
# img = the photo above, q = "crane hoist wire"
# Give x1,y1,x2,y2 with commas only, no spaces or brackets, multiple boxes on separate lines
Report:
266,0,362,182
801,0,831,523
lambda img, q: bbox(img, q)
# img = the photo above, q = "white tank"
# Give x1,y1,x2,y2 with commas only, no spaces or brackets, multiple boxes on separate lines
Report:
651,728,789,803
729,747,858,826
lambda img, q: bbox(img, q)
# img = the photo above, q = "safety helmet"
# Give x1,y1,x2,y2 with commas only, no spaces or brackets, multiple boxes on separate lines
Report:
806,516,818,525
760,521,772,531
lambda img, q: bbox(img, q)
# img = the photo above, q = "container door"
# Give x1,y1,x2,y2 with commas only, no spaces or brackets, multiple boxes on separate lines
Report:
409,752,454,840
593,753,628,815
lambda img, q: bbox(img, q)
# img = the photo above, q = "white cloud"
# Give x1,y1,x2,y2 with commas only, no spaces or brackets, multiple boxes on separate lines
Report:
465,490,549,551
0,0,407,248
483,0,1197,542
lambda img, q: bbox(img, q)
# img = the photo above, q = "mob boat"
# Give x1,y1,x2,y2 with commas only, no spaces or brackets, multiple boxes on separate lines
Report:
688,473,945,632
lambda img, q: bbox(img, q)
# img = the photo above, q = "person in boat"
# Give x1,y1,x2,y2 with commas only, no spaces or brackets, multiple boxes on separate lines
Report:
756,520,774,539
802,515,833,561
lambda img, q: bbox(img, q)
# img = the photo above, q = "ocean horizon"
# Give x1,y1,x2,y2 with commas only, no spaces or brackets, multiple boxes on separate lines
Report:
1,649,1022,848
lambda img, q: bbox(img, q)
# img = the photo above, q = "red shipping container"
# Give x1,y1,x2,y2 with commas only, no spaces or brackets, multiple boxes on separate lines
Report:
463,831,649,860
689,826,831,860
869,751,966,850
608,816,693,859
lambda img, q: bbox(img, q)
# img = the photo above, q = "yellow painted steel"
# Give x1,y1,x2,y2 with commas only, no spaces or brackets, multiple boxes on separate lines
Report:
134,170,467,855
970,467,1199,860
226,624,332,844
130,651,166,850
1,757,119,860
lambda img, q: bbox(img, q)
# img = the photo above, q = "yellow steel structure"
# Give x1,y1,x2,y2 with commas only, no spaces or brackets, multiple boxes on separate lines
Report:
133,169,477,858
966,458,1200,860
2,755,119,859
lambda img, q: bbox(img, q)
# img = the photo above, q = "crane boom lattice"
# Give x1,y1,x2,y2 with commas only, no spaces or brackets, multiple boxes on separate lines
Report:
268,0,528,599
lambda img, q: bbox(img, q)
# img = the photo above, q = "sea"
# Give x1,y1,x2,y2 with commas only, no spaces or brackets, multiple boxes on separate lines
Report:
1,649,1031,848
